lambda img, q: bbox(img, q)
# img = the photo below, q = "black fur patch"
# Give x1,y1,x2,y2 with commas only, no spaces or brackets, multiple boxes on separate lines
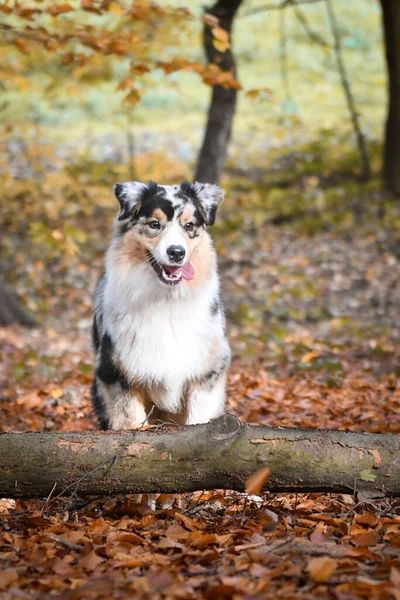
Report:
92,317,100,351
200,350,230,389
210,298,220,316
96,332,129,389
207,204,218,227
137,194,175,221
91,379,110,430
177,181,208,225
179,181,204,201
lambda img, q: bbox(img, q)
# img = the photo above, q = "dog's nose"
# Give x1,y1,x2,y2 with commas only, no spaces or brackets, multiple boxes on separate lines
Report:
167,245,186,263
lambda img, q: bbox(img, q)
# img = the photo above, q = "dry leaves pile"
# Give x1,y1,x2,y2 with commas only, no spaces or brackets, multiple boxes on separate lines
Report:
1,164,400,598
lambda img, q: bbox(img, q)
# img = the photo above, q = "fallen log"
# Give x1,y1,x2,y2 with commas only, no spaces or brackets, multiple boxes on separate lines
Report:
0,415,399,499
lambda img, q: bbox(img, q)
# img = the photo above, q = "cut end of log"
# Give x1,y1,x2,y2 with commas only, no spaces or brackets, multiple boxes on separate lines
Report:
209,414,243,440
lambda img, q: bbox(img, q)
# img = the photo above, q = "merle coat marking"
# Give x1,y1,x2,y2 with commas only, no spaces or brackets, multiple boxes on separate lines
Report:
92,180,230,429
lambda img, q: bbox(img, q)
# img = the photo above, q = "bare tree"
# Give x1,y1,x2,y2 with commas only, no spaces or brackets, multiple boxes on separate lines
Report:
195,0,243,184
380,0,400,195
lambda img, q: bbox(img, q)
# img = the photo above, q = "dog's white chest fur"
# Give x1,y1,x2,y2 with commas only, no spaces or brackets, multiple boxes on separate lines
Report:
103,264,223,412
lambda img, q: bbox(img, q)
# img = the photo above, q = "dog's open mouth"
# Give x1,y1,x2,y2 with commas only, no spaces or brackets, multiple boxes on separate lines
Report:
148,252,194,286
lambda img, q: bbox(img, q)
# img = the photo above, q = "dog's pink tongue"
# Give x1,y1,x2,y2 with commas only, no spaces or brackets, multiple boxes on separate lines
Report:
165,262,195,280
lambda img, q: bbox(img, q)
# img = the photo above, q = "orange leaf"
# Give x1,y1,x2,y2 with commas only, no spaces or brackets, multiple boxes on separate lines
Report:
307,557,337,582
354,512,379,527
175,513,205,531
130,63,151,75
245,467,271,495
79,551,104,571
13,38,30,55
301,350,320,363
351,531,378,547
212,27,229,43
390,566,400,588
61,53,75,66
123,89,141,105
48,4,73,16
0,569,18,591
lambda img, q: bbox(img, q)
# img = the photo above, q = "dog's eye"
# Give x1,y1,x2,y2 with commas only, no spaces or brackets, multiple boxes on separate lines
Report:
148,220,161,230
185,222,195,232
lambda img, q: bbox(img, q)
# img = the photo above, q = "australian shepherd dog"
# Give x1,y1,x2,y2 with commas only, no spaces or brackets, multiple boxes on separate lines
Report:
91,180,231,430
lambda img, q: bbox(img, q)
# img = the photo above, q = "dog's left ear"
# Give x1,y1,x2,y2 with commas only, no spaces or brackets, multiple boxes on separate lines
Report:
181,181,224,226
114,181,148,221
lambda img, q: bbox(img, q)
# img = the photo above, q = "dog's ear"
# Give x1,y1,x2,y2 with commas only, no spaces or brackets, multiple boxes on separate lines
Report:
114,181,148,221
180,181,224,226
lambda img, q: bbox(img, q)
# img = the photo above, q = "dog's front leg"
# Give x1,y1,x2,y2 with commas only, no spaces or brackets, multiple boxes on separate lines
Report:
97,381,150,430
185,371,227,425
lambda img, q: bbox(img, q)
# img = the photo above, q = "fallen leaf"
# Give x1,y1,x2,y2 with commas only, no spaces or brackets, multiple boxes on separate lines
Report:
307,556,337,582
245,467,271,495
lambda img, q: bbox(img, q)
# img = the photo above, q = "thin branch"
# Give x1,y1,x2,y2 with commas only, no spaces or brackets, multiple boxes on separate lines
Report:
292,4,329,47
325,0,371,180
241,0,324,18
279,6,292,107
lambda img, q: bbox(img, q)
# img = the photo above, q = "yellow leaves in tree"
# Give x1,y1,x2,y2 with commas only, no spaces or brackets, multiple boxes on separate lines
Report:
307,557,337,582
130,63,151,76
212,27,230,53
245,467,271,495
117,77,143,105
108,3,124,17
202,65,242,90
246,88,274,101
123,89,141,106
47,4,74,17
81,0,102,15
12,38,31,55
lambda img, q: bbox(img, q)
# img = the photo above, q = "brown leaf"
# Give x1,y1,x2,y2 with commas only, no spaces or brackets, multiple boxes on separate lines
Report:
211,27,229,43
390,566,400,588
193,534,218,548
245,467,271,495
306,556,337,582
48,4,73,16
79,550,104,571
0,568,18,590
107,531,145,545
354,512,379,527
175,513,205,531
351,531,378,547
123,89,141,106
310,523,331,544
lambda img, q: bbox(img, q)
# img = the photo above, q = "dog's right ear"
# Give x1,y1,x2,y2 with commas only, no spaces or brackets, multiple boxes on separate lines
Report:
114,181,147,221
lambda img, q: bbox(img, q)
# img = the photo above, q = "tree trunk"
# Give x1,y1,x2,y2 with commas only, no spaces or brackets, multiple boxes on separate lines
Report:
194,0,243,184
1,415,399,499
0,281,37,327
381,0,400,195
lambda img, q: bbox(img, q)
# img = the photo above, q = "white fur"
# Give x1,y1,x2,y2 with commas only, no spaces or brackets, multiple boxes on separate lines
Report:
154,220,188,265
103,256,227,414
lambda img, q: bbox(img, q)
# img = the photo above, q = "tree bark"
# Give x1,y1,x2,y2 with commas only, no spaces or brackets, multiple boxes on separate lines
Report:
0,281,37,327
380,0,400,195
0,415,399,499
194,0,243,184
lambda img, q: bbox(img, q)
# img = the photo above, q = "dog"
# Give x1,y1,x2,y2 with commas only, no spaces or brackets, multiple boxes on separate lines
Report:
91,180,231,430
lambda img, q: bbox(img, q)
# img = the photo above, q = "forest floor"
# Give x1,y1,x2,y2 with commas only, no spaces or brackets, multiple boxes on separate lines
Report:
1,148,400,599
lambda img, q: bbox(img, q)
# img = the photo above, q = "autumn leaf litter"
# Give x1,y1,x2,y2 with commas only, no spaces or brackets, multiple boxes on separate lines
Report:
1,169,400,598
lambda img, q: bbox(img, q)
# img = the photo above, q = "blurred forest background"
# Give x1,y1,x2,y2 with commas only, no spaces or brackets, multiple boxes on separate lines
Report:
2,3,400,598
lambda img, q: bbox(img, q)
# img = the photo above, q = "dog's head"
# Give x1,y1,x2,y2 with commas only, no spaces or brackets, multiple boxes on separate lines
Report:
113,180,224,287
